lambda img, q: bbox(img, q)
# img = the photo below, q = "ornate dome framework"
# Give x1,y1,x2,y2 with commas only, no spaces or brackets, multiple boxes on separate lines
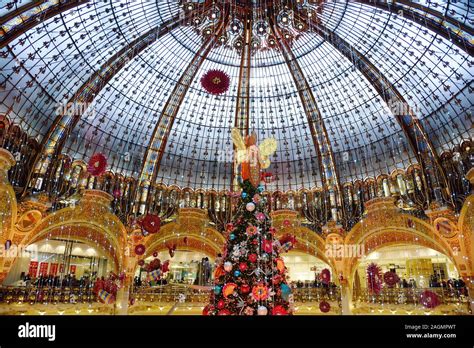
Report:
0,0,472,194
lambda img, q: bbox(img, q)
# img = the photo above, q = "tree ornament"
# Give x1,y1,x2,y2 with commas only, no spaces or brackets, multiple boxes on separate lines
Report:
218,309,232,316
224,261,233,272
214,286,222,295
241,192,248,199
152,251,158,258
246,202,256,212
246,225,258,236
255,212,266,222
217,300,225,309
234,270,241,277
272,305,288,316
230,234,236,240
87,153,107,176
239,262,248,272
252,194,261,203
257,306,268,315
202,304,214,315
200,69,230,95
240,284,250,294
262,239,273,253
223,283,238,298
248,253,258,263
252,283,270,301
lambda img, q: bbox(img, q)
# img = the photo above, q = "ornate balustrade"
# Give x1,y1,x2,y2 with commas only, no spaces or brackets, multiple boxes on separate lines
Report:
0,286,97,305
0,113,472,234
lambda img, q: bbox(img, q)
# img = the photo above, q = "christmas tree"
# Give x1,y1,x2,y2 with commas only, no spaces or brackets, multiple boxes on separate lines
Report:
203,178,295,315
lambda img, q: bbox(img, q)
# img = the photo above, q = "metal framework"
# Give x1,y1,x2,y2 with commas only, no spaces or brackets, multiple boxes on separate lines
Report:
27,12,188,187
231,15,253,190
354,0,474,56
0,0,90,49
272,24,344,222
139,10,229,184
298,10,454,205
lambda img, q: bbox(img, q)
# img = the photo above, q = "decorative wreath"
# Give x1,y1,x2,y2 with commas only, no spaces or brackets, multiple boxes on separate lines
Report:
87,153,107,176
141,214,161,234
320,268,331,285
134,244,146,256
383,271,400,287
319,301,331,313
420,290,440,309
200,69,230,95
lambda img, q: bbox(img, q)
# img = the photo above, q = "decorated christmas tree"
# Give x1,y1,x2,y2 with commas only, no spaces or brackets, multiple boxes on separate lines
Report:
203,129,295,316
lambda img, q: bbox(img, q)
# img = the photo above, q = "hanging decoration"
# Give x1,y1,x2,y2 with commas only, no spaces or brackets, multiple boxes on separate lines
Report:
319,301,331,313
383,271,400,287
200,69,230,95
87,153,107,176
320,268,331,285
141,214,161,234
420,290,440,309
134,244,146,256
366,263,382,295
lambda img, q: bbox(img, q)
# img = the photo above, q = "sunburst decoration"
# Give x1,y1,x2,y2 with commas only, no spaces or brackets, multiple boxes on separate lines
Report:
201,69,230,95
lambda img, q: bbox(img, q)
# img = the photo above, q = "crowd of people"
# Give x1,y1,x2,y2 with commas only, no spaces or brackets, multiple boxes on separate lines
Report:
428,275,467,294
17,273,96,289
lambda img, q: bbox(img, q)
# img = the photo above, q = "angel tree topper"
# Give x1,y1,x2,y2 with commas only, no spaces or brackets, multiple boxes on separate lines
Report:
232,128,278,187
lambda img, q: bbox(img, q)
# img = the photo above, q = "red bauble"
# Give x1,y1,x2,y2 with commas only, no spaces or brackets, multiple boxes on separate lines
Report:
201,69,230,95
319,301,331,313
134,244,146,256
272,305,288,316
248,254,258,263
217,300,225,309
239,262,248,272
138,259,145,267
153,251,158,258
240,284,250,294
87,153,107,176
262,239,273,253
142,214,161,234
320,268,331,285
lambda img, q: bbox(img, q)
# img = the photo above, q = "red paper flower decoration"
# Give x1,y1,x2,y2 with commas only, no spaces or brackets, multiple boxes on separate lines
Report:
201,69,230,95
319,301,331,313
162,260,170,273
142,214,161,234
320,268,331,285
272,305,288,316
87,153,107,176
420,290,440,309
138,260,145,266
383,271,400,287
134,244,146,256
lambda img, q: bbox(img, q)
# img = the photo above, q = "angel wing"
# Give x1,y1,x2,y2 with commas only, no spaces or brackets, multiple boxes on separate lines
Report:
259,137,277,169
231,128,246,151
231,128,248,164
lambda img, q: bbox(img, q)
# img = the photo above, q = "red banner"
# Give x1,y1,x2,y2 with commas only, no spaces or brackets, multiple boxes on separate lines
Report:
70,265,76,274
39,262,49,276
49,263,58,276
28,261,38,277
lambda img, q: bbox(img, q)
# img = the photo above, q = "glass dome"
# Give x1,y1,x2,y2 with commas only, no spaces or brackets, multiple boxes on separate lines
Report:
1,0,472,191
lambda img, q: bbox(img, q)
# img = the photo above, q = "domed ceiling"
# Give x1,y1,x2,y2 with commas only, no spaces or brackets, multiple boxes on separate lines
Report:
0,0,473,191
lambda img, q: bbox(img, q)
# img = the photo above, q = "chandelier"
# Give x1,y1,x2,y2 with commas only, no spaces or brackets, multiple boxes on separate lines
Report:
181,0,323,53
